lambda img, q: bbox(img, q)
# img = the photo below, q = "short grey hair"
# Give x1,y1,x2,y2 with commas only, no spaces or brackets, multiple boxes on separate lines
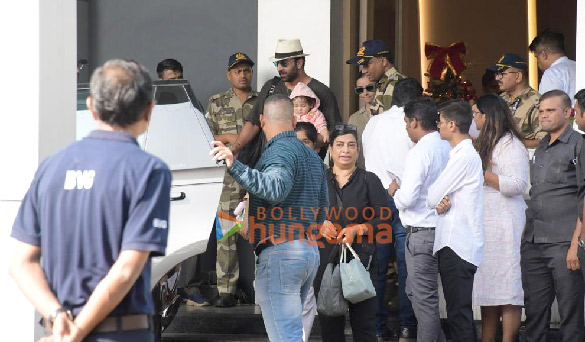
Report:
263,94,294,123
90,59,153,127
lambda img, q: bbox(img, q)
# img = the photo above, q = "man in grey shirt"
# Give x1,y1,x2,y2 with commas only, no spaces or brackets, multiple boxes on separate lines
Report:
522,90,585,342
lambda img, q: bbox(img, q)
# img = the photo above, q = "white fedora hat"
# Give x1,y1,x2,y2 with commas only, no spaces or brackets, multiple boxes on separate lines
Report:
268,39,310,62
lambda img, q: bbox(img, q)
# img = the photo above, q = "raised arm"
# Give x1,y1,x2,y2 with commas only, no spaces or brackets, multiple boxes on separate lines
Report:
229,158,295,205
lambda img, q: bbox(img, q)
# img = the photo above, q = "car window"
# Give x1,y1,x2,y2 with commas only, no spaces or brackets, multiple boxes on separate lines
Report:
76,80,218,170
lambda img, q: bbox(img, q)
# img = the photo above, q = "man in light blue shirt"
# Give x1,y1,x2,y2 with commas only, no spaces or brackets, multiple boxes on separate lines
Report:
529,29,576,104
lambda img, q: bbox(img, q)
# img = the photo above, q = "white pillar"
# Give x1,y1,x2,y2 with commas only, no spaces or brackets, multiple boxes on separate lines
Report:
0,0,76,340
577,0,585,91
257,0,331,88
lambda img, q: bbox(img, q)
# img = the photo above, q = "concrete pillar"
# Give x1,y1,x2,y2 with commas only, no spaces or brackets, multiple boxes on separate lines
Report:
0,0,76,339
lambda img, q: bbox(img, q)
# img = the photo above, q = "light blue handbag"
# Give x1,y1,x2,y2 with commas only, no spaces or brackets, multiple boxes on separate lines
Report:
339,243,376,304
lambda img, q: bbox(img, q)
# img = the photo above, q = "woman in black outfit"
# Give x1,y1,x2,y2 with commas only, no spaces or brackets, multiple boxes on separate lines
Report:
316,124,390,342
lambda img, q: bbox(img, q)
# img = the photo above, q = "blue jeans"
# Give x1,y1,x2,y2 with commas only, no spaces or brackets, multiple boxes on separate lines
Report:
376,194,417,333
255,240,320,342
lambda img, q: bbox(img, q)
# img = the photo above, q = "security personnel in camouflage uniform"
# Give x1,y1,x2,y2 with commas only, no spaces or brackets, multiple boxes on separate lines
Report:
347,39,406,114
206,52,258,307
489,53,545,148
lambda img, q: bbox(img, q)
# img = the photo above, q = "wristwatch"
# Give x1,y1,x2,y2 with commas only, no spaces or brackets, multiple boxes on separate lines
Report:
579,236,585,250
44,307,73,332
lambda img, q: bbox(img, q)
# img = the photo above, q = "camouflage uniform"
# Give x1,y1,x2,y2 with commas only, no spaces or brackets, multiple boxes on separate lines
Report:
347,107,372,169
206,88,257,295
501,86,545,140
370,67,406,114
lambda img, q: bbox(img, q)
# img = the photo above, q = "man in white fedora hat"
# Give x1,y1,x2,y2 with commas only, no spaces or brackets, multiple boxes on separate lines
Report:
231,38,341,166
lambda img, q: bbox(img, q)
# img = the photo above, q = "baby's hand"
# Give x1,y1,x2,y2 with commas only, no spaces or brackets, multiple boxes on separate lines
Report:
319,129,330,146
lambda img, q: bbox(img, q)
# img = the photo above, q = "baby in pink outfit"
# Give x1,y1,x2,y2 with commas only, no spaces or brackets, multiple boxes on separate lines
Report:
289,82,329,145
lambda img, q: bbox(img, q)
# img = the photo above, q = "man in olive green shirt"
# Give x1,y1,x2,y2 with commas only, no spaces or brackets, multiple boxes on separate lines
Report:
489,53,545,148
348,75,376,169
347,39,406,114
206,52,258,307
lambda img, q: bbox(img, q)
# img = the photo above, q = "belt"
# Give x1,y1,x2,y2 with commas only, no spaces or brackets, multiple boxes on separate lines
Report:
254,241,274,256
93,314,151,333
405,226,435,234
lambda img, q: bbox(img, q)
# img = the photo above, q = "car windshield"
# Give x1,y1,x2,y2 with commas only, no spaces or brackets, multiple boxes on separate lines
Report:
76,80,217,170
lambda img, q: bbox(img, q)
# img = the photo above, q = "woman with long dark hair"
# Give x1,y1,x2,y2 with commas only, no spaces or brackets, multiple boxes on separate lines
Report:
471,93,529,342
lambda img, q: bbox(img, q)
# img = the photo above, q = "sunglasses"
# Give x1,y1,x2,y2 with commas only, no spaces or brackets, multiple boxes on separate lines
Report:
273,59,293,67
354,84,376,94
334,124,357,132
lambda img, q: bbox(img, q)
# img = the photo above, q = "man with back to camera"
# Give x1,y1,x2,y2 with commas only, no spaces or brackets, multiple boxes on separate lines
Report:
522,90,585,342
9,59,171,342
211,94,329,342
427,100,485,342
206,52,258,308
362,78,420,341
488,53,545,148
346,39,406,114
529,29,576,103
393,97,451,341
230,39,341,165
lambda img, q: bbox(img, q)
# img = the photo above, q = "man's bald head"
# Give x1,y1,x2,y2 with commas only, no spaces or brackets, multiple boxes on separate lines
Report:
263,94,294,123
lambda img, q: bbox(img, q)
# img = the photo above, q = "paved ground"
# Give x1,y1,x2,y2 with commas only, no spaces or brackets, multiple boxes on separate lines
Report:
161,303,561,342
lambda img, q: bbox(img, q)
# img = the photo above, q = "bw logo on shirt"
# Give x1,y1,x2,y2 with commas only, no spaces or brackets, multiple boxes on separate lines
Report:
153,218,168,229
64,170,95,190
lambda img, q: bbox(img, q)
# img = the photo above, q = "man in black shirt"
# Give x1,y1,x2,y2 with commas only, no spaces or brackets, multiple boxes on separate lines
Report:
522,90,585,341
230,39,341,164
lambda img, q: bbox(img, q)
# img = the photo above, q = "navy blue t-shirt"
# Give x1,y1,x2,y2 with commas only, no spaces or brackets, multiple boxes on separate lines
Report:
11,130,171,316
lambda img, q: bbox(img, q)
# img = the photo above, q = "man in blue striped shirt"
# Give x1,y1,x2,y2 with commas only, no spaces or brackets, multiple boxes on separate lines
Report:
211,94,328,342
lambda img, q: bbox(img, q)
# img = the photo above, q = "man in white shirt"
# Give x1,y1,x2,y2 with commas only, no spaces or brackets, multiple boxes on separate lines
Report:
390,97,451,342
362,78,420,340
529,29,576,103
427,100,485,342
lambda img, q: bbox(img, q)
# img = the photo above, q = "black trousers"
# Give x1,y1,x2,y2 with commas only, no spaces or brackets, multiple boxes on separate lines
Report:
319,296,377,342
437,247,477,342
521,241,584,342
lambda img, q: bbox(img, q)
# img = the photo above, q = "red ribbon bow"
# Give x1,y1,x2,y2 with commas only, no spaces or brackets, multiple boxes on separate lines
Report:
425,42,467,79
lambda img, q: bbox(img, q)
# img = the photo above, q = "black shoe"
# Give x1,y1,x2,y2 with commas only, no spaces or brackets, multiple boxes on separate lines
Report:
398,327,417,342
376,328,396,342
214,293,237,308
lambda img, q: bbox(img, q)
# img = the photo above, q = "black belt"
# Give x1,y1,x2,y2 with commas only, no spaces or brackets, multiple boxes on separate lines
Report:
93,314,152,333
405,226,435,234
43,314,151,334
254,241,274,256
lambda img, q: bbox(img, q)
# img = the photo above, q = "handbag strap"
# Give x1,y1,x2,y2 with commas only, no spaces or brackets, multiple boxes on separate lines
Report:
340,242,363,264
333,188,348,228
344,242,361,262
